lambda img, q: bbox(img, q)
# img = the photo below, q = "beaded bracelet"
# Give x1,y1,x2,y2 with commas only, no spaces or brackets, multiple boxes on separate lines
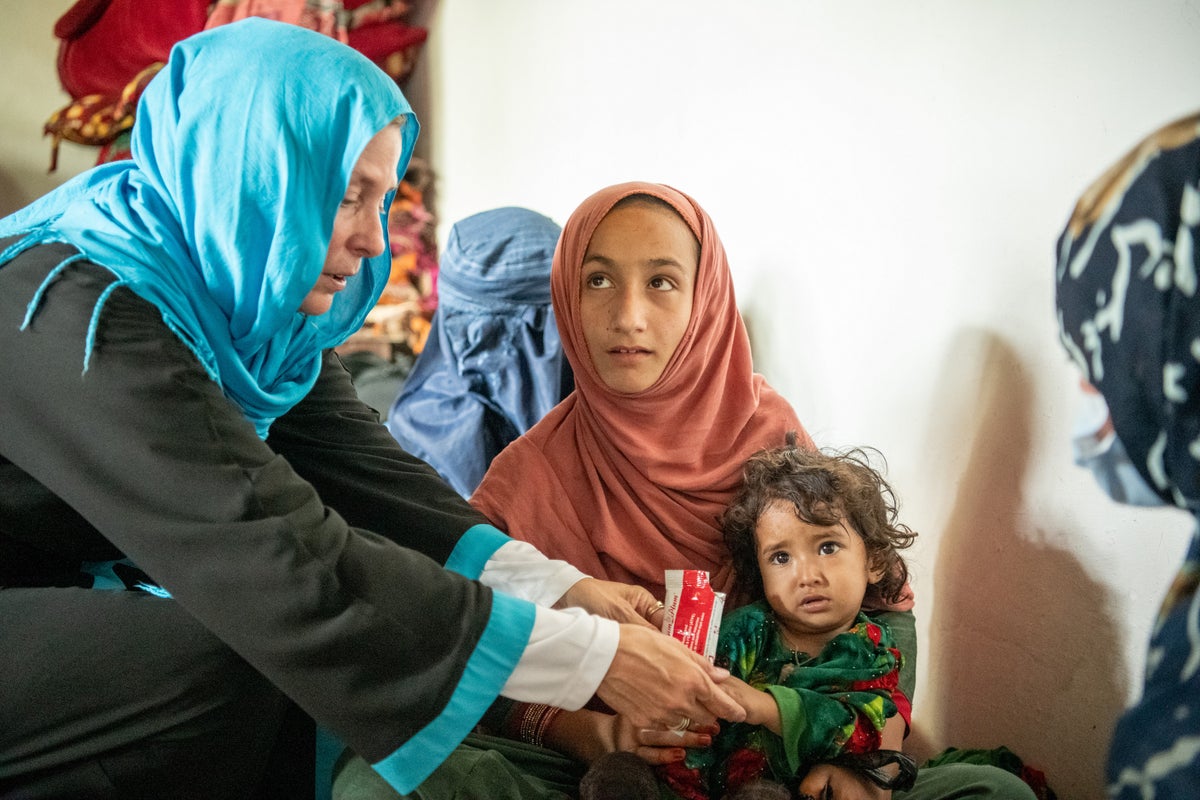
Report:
518,702,562,748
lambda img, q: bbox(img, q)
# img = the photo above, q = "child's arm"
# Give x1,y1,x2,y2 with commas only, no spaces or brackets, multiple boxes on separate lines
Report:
879,708,905,752
719,674,783,735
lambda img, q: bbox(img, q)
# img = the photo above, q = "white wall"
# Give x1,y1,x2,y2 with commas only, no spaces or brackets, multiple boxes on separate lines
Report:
424,2,1200,797
3,2,1199,797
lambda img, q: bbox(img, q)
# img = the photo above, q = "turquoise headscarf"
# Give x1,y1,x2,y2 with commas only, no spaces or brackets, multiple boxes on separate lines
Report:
0,18,417,437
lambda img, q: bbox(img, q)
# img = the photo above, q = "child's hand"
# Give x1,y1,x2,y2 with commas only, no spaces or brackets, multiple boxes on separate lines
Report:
719,675,782,734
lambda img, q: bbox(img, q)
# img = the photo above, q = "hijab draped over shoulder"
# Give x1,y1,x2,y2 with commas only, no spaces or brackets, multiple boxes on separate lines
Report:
1055,111,1200,799
471,181,810,599
387,207,571,497
0,18,416,438
1056,112,1200,509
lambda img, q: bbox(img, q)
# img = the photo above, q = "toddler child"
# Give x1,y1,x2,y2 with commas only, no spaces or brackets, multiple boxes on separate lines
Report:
582,433,918,800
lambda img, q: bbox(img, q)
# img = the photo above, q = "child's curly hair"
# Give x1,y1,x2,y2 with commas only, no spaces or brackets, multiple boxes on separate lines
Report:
722,432,917,606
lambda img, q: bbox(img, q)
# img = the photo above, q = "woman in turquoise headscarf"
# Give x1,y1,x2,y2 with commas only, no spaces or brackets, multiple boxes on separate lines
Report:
0,19,744,798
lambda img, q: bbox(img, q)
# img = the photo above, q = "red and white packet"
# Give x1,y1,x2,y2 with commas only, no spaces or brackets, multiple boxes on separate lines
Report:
661,569,726,663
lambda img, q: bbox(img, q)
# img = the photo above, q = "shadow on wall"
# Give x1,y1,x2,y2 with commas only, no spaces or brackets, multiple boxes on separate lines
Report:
912,328,1123,800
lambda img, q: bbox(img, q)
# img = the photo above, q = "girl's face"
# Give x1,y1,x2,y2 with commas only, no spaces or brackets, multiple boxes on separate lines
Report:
302,125,402,316
579,201,699,393
754,500,883,655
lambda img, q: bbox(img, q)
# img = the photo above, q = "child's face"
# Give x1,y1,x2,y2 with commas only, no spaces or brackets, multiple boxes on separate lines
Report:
578,202,698,393
754,500,883,654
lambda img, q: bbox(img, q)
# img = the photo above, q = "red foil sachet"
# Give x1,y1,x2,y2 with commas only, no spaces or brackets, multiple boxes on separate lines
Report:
662,569,726,663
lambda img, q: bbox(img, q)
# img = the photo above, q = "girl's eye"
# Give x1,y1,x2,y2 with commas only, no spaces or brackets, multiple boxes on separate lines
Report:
768,551,790,566
584,274,612,289
648,276,675,291
818,541,841,556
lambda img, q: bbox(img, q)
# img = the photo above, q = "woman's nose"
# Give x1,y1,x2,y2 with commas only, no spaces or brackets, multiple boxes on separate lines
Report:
351,213,387,259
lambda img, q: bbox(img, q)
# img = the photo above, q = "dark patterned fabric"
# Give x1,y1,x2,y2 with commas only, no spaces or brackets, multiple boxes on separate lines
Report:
1054,111,1200,799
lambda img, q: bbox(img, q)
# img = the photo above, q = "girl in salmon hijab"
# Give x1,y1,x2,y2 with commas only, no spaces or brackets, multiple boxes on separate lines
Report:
461,183,1034,800
468,182,819,772
472,182,811,601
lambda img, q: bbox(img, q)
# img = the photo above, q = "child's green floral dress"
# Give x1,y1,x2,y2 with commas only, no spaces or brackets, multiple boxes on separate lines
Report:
658,602,910,799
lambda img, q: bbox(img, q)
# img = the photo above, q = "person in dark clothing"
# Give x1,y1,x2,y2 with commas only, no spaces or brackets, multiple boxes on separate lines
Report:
0,19,742,799
1055,109,1200,800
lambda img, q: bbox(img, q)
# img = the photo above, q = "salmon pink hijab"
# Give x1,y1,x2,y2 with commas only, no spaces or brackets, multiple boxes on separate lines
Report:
471,182,811,599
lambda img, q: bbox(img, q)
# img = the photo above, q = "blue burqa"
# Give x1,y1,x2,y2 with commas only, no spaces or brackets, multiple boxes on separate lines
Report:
387,207,572,497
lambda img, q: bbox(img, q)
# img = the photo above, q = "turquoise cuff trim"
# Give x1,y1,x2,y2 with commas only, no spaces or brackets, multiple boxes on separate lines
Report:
444,523,510,579
370,591,536,793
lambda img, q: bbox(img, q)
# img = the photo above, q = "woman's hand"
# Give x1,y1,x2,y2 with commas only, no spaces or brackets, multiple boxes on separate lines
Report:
609,714,719,766
596,624,746,730
556,577,661,629
544,707,716,766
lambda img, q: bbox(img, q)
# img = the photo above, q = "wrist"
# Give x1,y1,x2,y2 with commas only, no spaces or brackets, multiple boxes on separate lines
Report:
505,702,563,750
544,707,613,764
752,691,783,735
553,577,589,609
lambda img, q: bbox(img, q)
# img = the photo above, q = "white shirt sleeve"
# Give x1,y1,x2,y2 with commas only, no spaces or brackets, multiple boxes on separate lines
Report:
479,540,617,708
478,538,588,606
501,605,619,709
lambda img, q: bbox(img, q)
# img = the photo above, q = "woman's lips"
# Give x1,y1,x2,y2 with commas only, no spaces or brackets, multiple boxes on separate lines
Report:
321,272,350,291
